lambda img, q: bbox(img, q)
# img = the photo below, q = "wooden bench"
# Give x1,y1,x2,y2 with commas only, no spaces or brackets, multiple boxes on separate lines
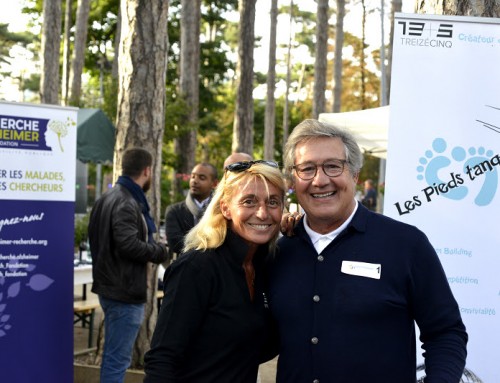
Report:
74,292,164,348
74,299,100,348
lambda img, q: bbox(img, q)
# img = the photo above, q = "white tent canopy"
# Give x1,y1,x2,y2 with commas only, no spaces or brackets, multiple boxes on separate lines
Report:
319,106,389,159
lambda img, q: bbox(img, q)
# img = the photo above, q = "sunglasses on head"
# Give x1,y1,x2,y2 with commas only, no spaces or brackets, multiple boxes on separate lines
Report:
224,160,279,173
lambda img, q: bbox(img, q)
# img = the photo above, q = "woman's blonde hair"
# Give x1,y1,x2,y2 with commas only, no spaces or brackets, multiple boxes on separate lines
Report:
183,162,286,253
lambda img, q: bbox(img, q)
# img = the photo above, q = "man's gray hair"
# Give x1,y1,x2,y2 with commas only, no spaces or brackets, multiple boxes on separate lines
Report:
283,119,363,180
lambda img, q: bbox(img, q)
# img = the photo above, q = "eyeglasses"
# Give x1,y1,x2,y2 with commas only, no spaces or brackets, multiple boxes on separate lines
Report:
292,159,347,180
225,160,279,173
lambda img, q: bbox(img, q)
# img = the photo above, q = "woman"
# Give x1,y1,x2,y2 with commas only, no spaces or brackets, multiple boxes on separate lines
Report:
144,160,285,382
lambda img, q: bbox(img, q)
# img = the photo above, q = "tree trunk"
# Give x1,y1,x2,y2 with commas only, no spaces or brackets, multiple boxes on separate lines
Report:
293,61,305,105
282,0,293,153
68,0,91,107
415,0,500,16
174,0,201,175
112,5,121,79
40,0,62,105
61,0,72,106
232,0,256,154
313,0,329,119
360,0,367,110
264,0,278,161
114,0,169,368
332,0,345,113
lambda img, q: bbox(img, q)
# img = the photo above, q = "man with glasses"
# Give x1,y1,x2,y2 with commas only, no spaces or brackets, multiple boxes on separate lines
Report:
269,119,467,382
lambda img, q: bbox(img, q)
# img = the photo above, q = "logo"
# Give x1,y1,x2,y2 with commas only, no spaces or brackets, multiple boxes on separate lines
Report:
397,21,453,48
0,115,75,152
46,117,75,152
394,135,500,216
415,137,499,207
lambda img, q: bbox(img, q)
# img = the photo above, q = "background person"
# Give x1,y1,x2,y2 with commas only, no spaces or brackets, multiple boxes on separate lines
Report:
223,151,253,168
144,160,285,382
269,119,467,382
164,163,218,258
88,148,169,383
361,178,377,211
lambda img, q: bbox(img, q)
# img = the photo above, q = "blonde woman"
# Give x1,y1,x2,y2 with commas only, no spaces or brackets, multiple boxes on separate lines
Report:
144,160,285,383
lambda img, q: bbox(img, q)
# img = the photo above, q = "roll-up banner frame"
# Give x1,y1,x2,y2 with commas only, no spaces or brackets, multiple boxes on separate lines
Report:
385,13,500,382
0,101,77,382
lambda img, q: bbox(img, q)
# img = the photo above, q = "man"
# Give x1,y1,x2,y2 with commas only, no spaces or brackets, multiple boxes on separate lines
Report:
88,148,169,383
361,178,377,211
164,163,218,257
223,151,253,168
269,120,467,382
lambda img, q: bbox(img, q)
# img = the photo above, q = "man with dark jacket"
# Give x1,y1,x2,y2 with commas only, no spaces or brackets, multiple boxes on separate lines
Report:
88,147,169,383
164,163,218,257
270,120,467,382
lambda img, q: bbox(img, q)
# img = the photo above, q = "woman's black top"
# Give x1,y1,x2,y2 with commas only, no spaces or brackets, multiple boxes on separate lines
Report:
144,230,277,382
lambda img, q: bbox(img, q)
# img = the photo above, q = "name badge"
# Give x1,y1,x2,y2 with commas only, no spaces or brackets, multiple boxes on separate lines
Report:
341,261,381,280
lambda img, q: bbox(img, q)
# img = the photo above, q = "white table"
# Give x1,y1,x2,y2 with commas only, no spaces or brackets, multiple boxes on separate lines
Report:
74,264,92,285
74,264,92,299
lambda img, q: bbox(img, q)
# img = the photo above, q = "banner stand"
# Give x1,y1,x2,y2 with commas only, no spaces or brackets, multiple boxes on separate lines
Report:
0,101,77,382
385,13,500,382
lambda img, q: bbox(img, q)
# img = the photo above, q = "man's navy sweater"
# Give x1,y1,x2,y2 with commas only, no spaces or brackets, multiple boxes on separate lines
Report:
269,203,467,383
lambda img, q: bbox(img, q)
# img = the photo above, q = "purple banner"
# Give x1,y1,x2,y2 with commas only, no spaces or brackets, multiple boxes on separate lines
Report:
0,200,74,382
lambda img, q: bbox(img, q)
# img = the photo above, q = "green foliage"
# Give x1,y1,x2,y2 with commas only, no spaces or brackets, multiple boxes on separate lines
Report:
100,77,118,121
13,0,383,211
338,32,381,111
164,96,192,142
0,24,34,65
0,23,37,95
78,74,117,117
74,213,90,248
84,0,119,78
160,170,176,214
288,8,317,54
162,1,238,173
21,73,40,93
359,155,380,188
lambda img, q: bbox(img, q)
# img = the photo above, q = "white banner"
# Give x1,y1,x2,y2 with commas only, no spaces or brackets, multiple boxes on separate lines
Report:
385,13,500,382
0,101,77,201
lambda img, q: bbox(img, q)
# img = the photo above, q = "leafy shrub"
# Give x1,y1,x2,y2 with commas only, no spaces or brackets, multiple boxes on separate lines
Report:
74,213,90,249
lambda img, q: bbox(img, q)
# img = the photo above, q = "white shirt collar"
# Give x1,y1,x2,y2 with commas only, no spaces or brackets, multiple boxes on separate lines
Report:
194,196,210,209
303,200,358,254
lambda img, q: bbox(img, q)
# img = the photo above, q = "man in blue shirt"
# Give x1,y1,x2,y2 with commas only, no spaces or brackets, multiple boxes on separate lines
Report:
270,119,467,382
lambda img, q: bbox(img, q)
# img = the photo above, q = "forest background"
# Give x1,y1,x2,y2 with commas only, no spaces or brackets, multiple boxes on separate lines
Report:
0,0,407,212
1,0,498,369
